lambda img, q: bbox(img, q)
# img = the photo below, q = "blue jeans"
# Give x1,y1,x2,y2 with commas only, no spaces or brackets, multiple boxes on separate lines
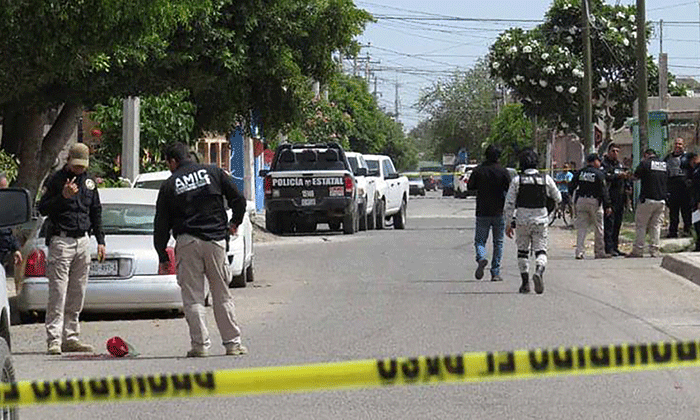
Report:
474,216,505,277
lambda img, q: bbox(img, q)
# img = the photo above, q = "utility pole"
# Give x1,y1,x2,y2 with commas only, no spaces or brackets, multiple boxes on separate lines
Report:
394,81,400,121
637,0,649,153
659,19,663,53
582,0,593,153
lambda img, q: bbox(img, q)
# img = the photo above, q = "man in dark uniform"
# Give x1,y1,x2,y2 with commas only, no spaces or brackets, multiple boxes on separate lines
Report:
629,149,668,258
601,143,629,256
689,153,700,251
569,153,612,259
154,142,248,357
467,145,511,282
38,143,105,355
664,137,692,238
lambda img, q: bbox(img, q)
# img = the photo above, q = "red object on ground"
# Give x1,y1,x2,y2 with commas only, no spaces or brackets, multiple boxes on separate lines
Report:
107,336,131,357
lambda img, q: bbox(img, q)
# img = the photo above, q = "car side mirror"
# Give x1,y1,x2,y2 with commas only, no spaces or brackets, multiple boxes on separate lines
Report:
0,189,31,228
355,167,368,177
258,170,269,177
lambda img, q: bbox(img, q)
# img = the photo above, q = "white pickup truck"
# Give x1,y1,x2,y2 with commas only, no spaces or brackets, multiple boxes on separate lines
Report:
363,154,409,229
345,152,378,231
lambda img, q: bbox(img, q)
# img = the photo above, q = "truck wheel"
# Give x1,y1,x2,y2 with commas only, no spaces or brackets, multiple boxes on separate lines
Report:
343,211,357,234
358,203,367,231
376,199,386,230
393,197,407,229
265,211,280,234
328,221,341,231
367,200,376,230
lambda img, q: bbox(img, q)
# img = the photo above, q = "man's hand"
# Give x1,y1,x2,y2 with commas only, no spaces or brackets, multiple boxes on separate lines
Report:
229,224,238,236
62,177,78,199
506,226,514,239
605,207,613,216
97,244,106,262
12,251,22,266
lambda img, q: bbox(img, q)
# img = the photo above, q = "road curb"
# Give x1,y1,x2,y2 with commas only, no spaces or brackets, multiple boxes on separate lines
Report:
661,253,700,286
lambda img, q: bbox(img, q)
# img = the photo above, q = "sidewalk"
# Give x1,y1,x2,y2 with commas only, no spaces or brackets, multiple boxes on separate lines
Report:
552,218,700,286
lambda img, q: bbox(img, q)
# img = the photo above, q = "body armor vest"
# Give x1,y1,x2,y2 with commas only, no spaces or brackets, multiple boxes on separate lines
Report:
516,173,547,208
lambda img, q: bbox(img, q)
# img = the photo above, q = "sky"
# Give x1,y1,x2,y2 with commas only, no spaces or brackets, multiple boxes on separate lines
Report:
352,0,700,132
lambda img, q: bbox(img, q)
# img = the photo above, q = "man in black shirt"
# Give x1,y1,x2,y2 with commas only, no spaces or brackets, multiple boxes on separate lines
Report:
601,143,630,256
570,154,612,259
628,148,668,258
154,142,248,357
38,143,105,355
467,145,512,282
664,137,692,238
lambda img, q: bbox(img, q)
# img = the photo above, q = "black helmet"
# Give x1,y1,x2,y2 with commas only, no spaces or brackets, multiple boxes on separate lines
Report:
518,148,539,171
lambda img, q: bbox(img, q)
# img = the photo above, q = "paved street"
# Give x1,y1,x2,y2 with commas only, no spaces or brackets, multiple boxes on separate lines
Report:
9,191,700,419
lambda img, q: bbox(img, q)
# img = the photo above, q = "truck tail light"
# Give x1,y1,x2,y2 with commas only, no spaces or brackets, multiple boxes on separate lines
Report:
158,247,176,275
264,175,272,196
344,175,354,195
25,249,46,277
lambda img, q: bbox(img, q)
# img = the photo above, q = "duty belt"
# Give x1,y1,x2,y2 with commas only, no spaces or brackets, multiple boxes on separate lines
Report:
57,230,87,238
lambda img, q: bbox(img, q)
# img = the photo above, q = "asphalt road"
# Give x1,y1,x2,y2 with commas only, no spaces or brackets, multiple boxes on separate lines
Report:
9,191,700,419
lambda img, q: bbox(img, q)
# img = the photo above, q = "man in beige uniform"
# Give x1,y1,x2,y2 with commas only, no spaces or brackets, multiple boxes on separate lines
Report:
38,143,106,355
569,154,612,259
628,149,668,257
154,142,247,357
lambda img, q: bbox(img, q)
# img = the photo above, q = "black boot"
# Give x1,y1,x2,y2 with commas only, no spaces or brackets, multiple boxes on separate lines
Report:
519,273,530,294
533,265,545,294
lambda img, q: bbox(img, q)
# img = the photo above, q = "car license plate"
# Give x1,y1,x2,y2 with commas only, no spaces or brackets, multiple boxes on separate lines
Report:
329,186,344,197
90,259,118,277
301,198,316,206
302,190,314,198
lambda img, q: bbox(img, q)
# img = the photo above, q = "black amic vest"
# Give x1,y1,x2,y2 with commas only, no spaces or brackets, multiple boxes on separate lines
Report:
516,173,547,209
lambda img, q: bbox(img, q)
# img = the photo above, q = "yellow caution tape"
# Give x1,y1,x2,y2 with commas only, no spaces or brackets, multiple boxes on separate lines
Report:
2,339,700,408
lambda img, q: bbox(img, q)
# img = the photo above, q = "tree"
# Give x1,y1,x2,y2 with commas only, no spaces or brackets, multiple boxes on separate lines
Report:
0,0,211,202
487,104,533,168
90,90,197,176
284,73,417,170
415,59,499,158
489,0,686,140
0,0,372,202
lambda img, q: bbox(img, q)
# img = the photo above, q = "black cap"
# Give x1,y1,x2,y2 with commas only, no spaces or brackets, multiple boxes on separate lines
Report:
586,153,600,163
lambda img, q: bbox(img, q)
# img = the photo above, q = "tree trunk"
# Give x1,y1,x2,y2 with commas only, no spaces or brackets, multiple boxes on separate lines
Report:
12,103,82,205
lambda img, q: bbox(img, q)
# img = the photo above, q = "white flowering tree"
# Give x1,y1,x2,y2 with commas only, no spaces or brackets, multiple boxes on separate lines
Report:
489,0,685,142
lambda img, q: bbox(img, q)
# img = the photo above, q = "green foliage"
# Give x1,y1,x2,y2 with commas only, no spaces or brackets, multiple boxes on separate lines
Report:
0,149,18,182
487,104,533,168
286,73,417,170
489,0,686,134
91,90,196,176
415,59,498,159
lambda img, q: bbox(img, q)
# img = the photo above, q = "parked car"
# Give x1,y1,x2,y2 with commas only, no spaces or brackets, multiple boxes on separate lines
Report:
260,143,360,234
17,188,255,322
407,175,426,196
0,187,29,419
131,170,171,190
363,154,409,229
345,152,378,231
454,163,478,198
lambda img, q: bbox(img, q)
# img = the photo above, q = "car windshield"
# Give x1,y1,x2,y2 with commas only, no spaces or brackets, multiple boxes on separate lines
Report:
134,180,165,189
101,204,156,235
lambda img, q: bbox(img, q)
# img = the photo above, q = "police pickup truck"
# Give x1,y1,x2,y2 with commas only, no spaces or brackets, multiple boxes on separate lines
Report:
260,143,360,234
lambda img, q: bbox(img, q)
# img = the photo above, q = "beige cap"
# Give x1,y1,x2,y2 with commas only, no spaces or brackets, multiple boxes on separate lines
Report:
68,143,89,167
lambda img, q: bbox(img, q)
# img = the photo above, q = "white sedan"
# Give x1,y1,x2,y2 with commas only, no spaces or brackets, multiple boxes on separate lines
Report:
17,188,255,322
